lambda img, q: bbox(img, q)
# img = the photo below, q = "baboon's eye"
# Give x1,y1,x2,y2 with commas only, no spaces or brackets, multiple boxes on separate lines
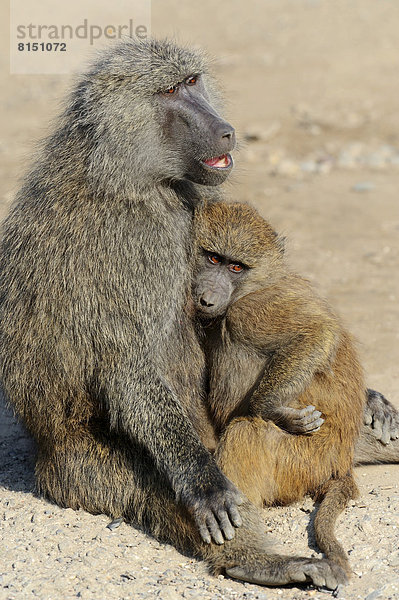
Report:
229,263,244,273
208,253,221,265
185,75,197,86
163,85,177,95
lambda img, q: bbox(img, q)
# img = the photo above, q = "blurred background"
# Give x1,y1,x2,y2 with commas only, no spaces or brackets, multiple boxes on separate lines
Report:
1,0,398,396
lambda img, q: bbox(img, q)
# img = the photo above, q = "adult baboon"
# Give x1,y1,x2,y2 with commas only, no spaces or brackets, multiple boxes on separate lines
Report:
0,38,396,589
193,201,399,577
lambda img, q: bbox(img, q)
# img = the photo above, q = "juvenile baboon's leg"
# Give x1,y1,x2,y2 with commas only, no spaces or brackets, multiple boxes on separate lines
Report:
36,430,346,589
354,424,399,465
313,474,359,576
216,417,352,586
214,417,282,507
215,416,319,506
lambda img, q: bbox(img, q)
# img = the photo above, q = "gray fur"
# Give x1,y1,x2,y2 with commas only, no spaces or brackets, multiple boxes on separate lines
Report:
0,37,239,552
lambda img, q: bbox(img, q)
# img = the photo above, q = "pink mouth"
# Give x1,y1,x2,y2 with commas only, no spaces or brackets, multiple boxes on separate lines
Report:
202,154,232,169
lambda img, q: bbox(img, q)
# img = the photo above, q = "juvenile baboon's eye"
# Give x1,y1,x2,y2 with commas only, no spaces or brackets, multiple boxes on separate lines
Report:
208,253,221,265
185,75,197,86
229,263,243,273
163,85,177,95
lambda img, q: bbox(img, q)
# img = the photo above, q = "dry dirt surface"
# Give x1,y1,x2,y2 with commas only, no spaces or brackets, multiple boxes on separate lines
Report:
0,1,398,599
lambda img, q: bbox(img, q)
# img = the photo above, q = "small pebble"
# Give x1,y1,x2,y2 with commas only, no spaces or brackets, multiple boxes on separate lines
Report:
106,517,123,531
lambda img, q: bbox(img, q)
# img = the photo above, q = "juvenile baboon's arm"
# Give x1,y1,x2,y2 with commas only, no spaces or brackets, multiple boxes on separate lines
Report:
206,330,268,432
227,283,341,431
249,327,335,432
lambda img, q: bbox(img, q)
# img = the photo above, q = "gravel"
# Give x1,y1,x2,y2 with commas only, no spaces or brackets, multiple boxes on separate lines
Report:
242,133,399,180
1,393,399,600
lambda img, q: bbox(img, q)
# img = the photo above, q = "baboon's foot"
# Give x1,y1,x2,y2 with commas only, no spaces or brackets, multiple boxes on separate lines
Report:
355,424,399,465
226,557,347,590
365,389,399,444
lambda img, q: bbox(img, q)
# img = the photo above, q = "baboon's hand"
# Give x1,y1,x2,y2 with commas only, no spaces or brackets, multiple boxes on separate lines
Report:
272,405,324,434
365,389,399,445
180,469,244,545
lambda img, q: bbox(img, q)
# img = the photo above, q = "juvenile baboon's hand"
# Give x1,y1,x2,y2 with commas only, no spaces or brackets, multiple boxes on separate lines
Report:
272,405,324,434
180,469,244,545
365,389,399,445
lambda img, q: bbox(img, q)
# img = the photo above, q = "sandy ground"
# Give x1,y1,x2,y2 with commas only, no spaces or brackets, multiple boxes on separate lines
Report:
0,1,398,598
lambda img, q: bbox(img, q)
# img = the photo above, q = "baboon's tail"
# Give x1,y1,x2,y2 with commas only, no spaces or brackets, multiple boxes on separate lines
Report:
313,473,358,576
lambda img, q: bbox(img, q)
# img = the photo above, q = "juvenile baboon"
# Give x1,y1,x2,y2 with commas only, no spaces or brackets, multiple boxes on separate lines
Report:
0,38,350,589
193,201,377,576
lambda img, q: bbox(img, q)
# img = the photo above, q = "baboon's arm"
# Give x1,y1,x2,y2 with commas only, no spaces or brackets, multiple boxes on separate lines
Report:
227,285,340,427
103,359,243,544
249,324,337,427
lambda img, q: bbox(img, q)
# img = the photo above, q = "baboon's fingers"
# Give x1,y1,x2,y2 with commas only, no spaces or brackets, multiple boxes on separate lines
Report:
301,405,317,415
372,416,399,445
301,565,333,589
215,508,235,541
205,513,225,545
295,406,322,421
372,419,383,442
193,484,244,544
198,492,242,544
182,470,243,544
385,413,399,442
273,405,325,434
292,406,324,433
195,509,231,545
302,418,325,433
380,420,394,445
364,409,373,426
224,491,243,528
197,519,212,545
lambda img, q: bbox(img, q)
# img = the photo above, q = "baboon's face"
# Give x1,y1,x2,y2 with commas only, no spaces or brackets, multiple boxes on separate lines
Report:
157,75,236,186
193,250,248,318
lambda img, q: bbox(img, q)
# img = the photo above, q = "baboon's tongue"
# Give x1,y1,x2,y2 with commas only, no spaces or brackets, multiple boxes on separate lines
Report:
203,154,230,168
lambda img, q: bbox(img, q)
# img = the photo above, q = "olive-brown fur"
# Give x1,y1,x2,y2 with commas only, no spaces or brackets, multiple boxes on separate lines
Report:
195,201,367,575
